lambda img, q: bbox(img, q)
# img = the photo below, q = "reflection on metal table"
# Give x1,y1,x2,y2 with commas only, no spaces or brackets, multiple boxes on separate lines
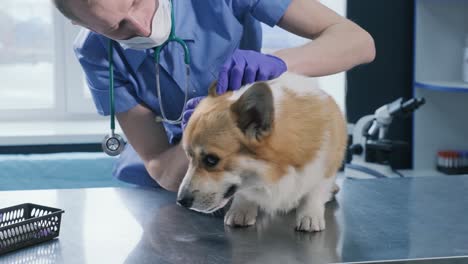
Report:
1,176,468,264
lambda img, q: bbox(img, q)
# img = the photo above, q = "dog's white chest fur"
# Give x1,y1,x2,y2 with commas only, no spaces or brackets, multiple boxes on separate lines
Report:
239,139,331,214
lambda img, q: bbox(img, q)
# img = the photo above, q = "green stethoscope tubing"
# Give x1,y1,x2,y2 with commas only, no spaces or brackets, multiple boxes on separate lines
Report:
153,0,191,124
104,0,191,156
103,39,126,156
108,40,116,133
153,0,190,66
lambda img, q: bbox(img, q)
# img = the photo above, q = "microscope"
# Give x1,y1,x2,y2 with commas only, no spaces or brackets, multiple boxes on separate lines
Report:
346,97,425,178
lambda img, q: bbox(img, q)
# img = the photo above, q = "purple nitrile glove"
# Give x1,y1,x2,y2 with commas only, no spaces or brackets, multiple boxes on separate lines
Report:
182,96,205,130
216,49,287,94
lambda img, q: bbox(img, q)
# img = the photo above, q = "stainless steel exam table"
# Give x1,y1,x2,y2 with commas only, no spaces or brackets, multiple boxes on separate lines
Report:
1,176,468,264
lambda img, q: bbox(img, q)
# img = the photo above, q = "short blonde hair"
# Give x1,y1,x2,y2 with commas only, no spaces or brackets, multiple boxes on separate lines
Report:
52,0,82,23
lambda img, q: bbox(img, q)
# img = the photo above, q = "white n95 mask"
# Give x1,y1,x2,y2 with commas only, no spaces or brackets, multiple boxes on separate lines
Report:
117,0,171,50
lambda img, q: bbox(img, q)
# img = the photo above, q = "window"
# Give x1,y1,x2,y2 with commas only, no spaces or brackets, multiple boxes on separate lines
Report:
0,1,55,110
0,0,97,122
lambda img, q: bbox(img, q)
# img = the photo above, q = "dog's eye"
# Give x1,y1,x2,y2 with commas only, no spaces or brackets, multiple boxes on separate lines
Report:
203,154,219,168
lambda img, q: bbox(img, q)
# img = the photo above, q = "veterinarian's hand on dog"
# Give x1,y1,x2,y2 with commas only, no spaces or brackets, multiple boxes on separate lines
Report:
182,96,205,130
182,50,286,130
216,49,287,93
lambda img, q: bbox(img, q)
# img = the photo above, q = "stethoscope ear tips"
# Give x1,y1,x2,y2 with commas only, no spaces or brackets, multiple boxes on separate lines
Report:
102,133,126,156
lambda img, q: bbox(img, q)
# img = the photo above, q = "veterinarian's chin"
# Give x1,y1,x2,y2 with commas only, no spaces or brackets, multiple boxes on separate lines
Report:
177,168,241,213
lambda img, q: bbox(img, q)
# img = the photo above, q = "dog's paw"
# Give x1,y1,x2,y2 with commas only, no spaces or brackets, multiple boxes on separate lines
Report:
295,203,325,232
295,214,325,232
224,204,258,227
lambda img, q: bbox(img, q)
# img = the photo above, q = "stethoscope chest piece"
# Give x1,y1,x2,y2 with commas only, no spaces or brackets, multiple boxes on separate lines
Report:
102,133,126,156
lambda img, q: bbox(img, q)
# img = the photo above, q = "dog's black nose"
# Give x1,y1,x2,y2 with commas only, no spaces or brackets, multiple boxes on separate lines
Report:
177,195,194,208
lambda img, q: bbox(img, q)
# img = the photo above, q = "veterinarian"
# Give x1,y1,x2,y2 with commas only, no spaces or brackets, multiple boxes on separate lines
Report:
52,0,375,192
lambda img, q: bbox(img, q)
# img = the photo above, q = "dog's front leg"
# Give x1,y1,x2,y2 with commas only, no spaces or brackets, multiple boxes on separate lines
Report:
224,194,258,227
296,175,338,232
295,190,326,232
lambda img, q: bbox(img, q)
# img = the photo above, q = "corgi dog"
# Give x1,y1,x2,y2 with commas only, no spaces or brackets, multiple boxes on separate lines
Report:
177,72,347,232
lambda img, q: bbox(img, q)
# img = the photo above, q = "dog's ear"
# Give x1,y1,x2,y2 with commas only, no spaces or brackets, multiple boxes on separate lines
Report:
208,80,218,97
230,82,274,142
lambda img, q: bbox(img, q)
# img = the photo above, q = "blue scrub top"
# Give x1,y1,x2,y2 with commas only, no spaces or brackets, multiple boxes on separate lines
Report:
74,0,291,187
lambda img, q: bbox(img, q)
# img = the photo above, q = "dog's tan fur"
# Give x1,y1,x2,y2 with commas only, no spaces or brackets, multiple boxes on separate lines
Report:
184,84,346,183
179,72,347,232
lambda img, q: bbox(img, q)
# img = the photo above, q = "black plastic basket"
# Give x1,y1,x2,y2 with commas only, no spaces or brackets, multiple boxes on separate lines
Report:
0,203,64,255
